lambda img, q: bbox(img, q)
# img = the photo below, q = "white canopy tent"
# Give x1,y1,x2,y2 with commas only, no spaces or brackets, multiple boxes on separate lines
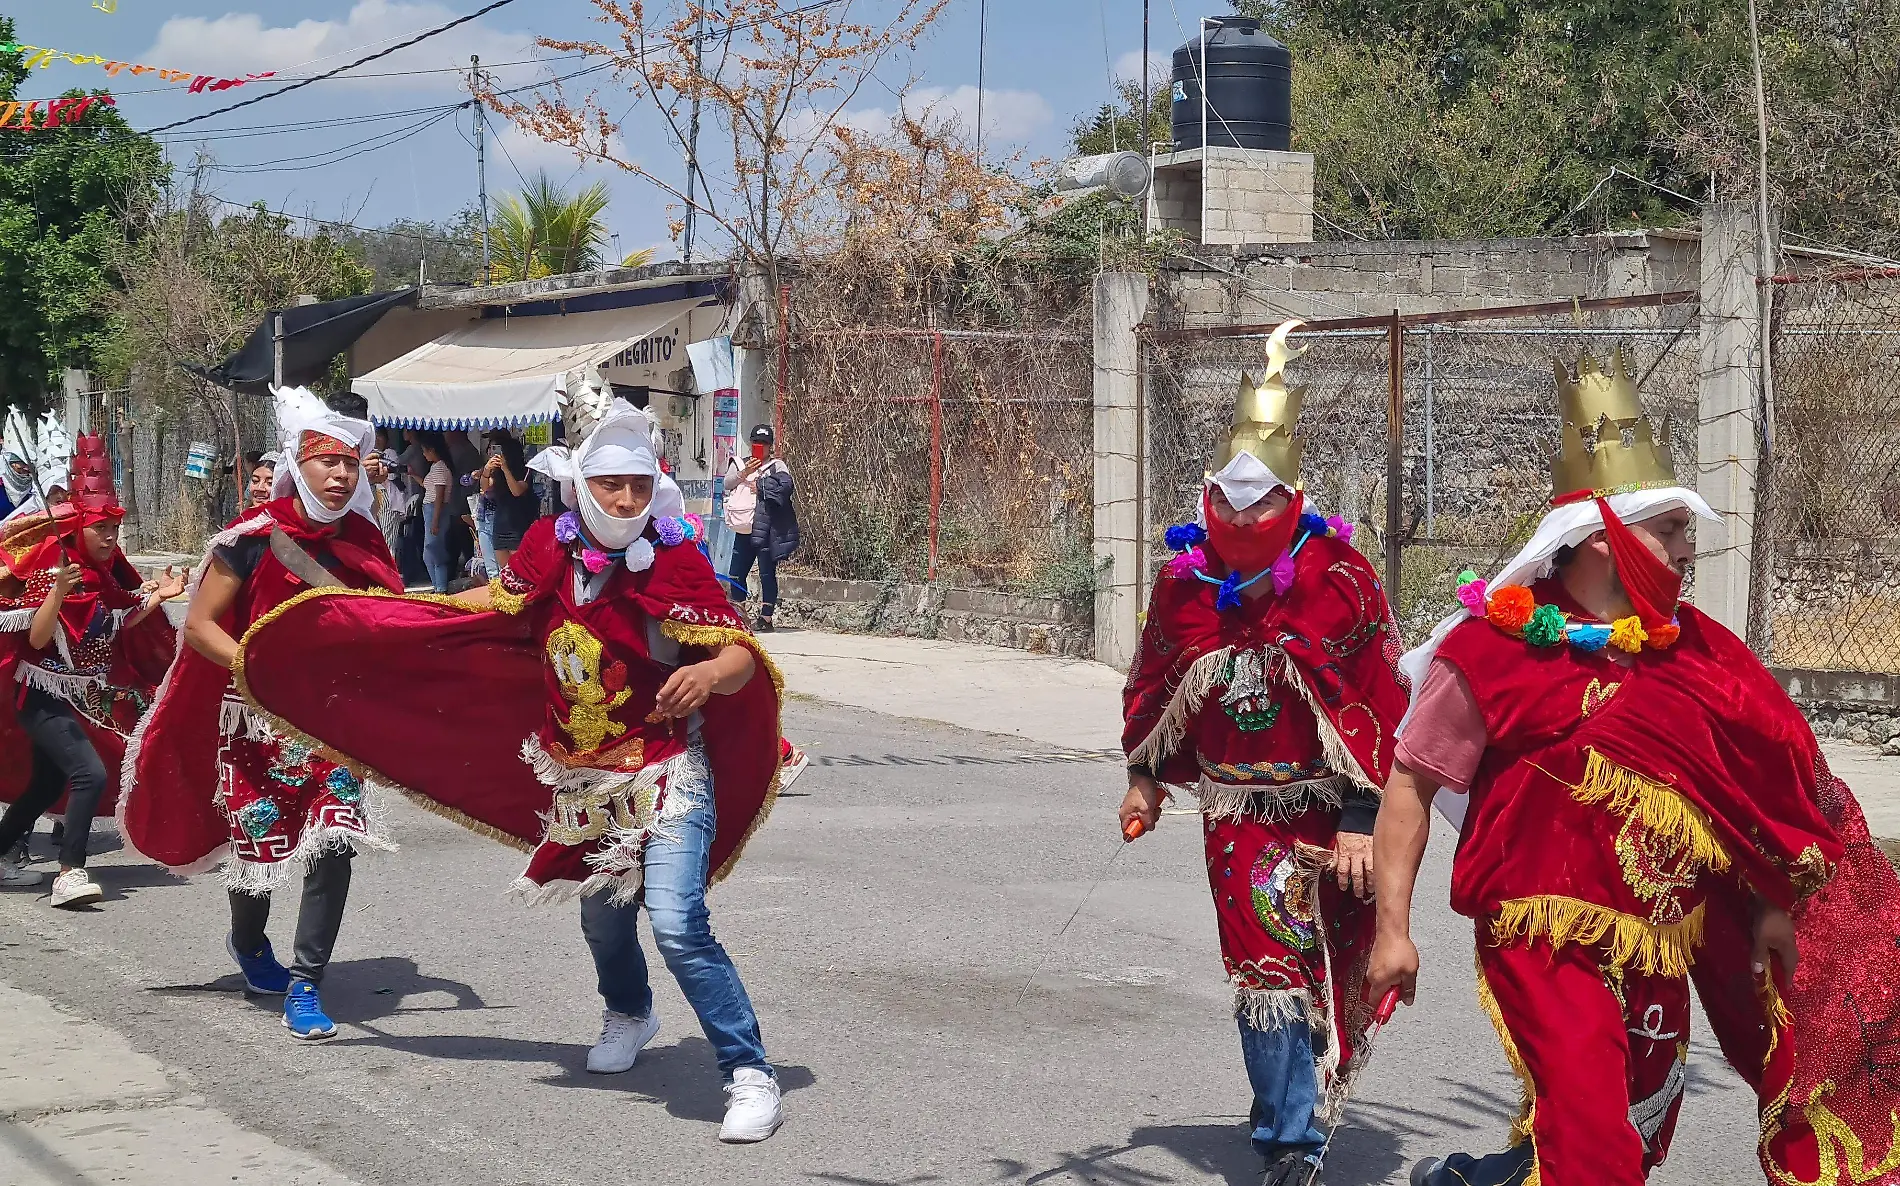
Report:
351,296,707,429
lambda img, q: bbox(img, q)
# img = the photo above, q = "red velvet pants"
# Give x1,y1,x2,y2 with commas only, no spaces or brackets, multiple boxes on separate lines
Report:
1477,929,1690,1186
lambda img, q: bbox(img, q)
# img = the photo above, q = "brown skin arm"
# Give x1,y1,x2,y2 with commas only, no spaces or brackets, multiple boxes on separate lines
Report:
653,643,756,718
452,582,494,609
183,557,245,670
28,562,82,652
1366,760,1438,1006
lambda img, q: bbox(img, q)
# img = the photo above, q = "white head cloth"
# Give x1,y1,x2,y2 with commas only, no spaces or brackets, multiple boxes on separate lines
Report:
33,411,72,497
1207,450,1290,513
268,386,375,526
529,399,682,569
1,409,34,505
1399,484,1719,698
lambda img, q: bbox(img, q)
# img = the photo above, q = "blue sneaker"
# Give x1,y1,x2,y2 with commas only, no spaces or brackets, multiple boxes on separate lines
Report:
282,982,337,1041
227,933,291,995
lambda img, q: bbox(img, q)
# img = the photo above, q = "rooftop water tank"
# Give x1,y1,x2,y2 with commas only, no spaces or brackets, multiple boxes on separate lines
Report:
1169,16,1292,151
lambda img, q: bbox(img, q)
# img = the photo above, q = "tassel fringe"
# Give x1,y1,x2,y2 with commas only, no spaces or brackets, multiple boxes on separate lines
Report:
1195,775,1344,824
1566,748,1731,874
13,662,105,703
1492,895,1706,978
1282,666,1379,794
1128,646,1234,770
1233,985,1314,1032
220,788,398,896
0,607,33,632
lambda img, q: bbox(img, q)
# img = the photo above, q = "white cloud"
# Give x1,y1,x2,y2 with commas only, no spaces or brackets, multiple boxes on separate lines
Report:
143,0,535,92
1114,50,1170,89
810,84,1053,148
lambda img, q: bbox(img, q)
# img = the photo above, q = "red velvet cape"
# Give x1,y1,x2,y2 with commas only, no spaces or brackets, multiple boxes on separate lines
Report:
227,516,782,889
1436,586,1900,1183
1123,532,1410,789
121,502,399,870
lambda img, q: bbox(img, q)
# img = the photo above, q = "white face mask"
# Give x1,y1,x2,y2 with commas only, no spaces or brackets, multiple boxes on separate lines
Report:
289,453,365,525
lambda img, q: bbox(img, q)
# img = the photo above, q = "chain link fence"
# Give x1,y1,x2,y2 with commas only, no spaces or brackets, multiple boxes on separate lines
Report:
1143,297,1702,637
778,324,1095,606
87,384,279,553
1767,274,1900,673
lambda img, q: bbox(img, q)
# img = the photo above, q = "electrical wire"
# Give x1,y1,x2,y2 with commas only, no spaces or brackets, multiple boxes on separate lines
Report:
139,0,524,135
19,54,586,104
209,108,461,174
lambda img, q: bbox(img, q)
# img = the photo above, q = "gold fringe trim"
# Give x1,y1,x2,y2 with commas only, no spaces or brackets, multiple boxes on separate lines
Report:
231,585,535,854
658,619,784,886
1492,896,1705,978
1474,953,1539,1150
487,576,527,616
1562,747,1732,874
1760,976,1794,1073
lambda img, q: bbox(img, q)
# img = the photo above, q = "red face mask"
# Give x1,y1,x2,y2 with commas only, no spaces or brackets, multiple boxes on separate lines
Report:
1203,488,1303,575
1596,498,1683,629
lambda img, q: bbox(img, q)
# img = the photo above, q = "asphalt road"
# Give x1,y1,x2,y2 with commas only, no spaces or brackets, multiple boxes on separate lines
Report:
0,698,1763,1186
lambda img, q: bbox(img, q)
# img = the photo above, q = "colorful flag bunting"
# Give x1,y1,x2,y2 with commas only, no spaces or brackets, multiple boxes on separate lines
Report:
0,94,117,131
0,42,273,95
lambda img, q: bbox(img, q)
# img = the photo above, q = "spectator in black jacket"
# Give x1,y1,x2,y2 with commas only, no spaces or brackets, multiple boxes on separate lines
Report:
723,424,798,632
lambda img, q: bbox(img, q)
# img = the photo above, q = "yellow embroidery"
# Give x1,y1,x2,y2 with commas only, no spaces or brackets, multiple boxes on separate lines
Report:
488,576,526,616
1492,895,1705,977
1790,843,1834,898
1761,1080,1900,1186
1581,678,1620,718
546,621,630,754
545,780,660,846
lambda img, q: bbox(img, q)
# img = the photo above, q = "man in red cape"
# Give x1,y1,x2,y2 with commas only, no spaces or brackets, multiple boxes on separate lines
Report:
1371,350,1900,1186
0,430,179,905
122,388,403,1041
227,395,787,1143
1120,322,1411,1186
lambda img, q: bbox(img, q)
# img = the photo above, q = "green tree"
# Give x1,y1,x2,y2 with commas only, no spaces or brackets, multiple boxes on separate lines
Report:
0,22,166,406
321,205,487,290
487,172,613,282
1069,79,1170,158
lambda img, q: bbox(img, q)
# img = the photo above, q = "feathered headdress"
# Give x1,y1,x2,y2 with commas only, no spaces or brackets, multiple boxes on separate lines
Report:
269,386,375,524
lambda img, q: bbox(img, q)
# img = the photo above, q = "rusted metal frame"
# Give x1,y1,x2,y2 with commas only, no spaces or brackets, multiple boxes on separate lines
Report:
1138,289,1700,344
928,330,944,581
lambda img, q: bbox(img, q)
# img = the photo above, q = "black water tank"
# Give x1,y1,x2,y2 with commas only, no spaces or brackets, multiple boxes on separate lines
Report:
1169,16,1292,151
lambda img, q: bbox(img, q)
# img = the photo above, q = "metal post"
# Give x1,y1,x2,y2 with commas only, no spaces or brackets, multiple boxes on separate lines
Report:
684,10,704,264
473,56,491,280
928,331,944,581
1384,308,1404,592
1423,326,1435,539
1140,0,1150,147
975,0,987,157
1198,18,1210,241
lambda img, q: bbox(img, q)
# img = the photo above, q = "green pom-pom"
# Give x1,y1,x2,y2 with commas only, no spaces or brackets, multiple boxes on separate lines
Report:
1523,603,1567,646
1456,569,1479,585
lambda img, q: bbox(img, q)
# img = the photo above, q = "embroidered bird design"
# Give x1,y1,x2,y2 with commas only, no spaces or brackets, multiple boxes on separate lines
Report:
546,622,632,754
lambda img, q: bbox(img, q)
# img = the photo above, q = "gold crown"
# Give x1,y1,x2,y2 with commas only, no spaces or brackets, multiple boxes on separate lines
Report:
1212,320,1307,480
1548,346,1677,502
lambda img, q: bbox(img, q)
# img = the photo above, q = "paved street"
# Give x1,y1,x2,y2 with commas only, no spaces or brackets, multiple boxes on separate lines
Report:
0,652,1785,1186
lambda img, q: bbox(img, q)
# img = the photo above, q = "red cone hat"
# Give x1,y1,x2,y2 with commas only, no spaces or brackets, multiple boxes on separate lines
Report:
67,432,123,521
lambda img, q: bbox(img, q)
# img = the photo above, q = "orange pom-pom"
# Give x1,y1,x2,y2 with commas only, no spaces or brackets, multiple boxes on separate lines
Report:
1487,585,1536,632
1648,622,1681,649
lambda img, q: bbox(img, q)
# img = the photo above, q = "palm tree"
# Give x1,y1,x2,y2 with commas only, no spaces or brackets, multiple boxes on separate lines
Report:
486,172,614,282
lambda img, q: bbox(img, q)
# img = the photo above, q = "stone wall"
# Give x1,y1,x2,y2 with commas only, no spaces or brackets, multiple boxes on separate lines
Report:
771,574,1092,659
1163,231,1701,323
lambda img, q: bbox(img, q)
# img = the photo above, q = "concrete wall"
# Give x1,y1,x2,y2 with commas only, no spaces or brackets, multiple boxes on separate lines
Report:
1163,231,1701,324
1150,147,1315,245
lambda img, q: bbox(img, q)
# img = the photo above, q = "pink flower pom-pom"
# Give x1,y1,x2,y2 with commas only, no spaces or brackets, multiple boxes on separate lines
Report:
1269,550,1297,596
581,547,611,574
1455,576,1489,616
1163,547,1205,577
1327,515,1353,543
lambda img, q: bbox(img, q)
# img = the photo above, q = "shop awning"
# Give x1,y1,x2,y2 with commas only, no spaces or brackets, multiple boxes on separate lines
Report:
351,296,707,429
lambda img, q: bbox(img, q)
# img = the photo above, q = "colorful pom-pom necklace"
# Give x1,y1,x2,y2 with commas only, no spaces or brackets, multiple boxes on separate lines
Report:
1455,569,1679,654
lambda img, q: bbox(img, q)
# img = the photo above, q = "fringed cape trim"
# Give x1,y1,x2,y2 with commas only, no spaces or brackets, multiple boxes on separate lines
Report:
1491,895,1706,978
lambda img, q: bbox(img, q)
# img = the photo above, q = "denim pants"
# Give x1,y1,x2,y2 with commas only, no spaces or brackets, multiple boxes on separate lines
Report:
1240,1014,1327,1160
578,758,771,1080
474,497,497,580
422,505,452,592
725,530,777,608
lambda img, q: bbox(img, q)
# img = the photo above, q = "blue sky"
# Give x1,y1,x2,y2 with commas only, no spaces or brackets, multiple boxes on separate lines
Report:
14,0,1193,266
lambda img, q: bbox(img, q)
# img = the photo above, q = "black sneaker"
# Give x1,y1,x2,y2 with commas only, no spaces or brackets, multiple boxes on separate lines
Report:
1263,1150,1322,1186
755,610,775,634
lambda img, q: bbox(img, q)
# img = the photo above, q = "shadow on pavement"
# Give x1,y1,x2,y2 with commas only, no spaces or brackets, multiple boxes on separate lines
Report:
999,1118,1402,1186
146,956,490,1026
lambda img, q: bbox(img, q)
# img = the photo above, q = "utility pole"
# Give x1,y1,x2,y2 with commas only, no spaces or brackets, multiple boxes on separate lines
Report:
1744,0,1778,652
473,55,491,281
975,0,988,156
1141,0,1150,146
684,8,705,264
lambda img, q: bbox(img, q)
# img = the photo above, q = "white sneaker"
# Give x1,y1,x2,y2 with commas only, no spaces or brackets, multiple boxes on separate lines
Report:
585,1009,659,1074
49,868,102,908
0,852,43,888
720,1066,783,1143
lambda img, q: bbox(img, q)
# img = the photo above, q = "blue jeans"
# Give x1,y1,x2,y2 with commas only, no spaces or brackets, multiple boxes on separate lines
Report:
726,530,777,608
475,497,497,579
422,507,452,592
578,759,771,1080
1240,1015,1327,1160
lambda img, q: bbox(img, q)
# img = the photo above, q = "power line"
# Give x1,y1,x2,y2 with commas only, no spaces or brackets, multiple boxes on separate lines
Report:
209,108,461,173
21,54,585,104
139,0,524,135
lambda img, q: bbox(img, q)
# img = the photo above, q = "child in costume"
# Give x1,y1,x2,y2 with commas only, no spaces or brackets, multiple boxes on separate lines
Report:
1120,322,1411,1185
123,388,403,1040
0,431,180,904
1371,351,1900,1186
